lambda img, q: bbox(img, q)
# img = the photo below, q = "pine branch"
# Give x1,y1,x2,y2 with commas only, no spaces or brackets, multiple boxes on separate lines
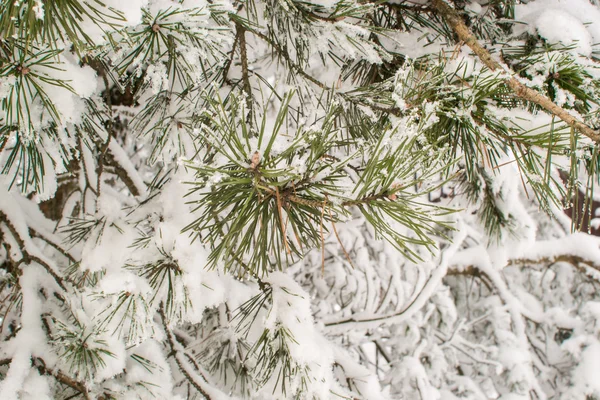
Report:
106,141,147,197
327,247,600,329
222,31,240,85
29,228,77,264
248,29,402,116
431,0,600,142
0,211,68,291
34,358,91,400
506,254,600,277
235,22,253,121
323,270,438,329
159,303,230,400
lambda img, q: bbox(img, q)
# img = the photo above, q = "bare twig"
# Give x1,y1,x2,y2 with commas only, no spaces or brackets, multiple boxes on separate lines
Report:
445,265,493,291
328,202,356,269
275,187,291,255
507,254,600,271
222,30,240,85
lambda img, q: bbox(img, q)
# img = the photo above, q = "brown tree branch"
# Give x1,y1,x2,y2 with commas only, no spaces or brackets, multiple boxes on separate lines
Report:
35,358,91,400
0,357,90,399
445,265,493,291
236,22,254,122
506,253,600,277
105,142,145,197
29,228,77,265
431,0,600,142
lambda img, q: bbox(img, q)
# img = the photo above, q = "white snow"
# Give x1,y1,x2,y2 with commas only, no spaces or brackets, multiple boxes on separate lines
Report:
515,0,600,56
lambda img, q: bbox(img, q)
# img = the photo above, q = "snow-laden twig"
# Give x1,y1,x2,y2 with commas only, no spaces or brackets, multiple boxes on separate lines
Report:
431,0,600,142
324,221,468,330
35,358,91,400
0,209,68,292
159,303,236,400
107,140,147,198
0,266,55,399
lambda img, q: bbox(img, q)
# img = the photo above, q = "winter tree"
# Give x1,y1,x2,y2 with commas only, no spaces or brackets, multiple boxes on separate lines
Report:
2,0,600,398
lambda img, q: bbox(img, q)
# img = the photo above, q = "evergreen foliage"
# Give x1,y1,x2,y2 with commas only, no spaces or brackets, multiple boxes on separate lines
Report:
2,0,600,399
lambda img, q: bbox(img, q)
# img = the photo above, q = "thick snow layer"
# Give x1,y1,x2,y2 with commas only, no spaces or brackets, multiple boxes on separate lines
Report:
515,0,600,56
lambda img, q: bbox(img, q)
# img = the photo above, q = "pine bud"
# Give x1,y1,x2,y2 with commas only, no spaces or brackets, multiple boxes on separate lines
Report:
249,151,261,169
388,182,400,200
16,65,30,75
